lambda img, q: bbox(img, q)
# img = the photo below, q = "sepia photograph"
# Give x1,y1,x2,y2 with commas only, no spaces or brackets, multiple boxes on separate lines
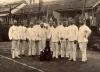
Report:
0,0,100,72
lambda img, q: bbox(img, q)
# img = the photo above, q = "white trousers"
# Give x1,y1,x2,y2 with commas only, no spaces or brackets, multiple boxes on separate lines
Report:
28,40,36,56
39,40,46,51
51,42,59,58
68,41,77,61
35,41,40,55
11,40,20,58
60,40,66,57
20,40,26,55
79,42,88,62
65,40,70,58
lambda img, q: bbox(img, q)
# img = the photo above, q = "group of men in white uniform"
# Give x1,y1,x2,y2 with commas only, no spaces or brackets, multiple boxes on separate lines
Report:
8,19,91,62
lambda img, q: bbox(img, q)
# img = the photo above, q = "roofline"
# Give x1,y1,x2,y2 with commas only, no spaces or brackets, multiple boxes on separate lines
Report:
93,1,100,8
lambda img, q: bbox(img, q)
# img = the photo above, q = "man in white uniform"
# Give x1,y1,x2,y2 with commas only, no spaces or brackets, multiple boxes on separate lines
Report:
67,20,78,61
44,22,50,40
19,25,27,55
34,22,41,55
48,22,54,39
27,24,37,56
8,24,20,58
48,24,60,59
38,23,47,52
78,21,91,62
47,22,55,49
58,22,68,58
65,22,70,58
59,22,69,58
56,23,63,57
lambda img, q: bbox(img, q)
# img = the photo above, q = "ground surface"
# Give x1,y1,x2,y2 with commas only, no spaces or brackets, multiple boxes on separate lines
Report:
0,42,100,72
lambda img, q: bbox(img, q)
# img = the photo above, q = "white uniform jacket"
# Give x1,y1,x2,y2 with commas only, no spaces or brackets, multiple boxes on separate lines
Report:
27,27,37,41
67,25,78,41
33,25,41,41
17,26,23,40
8,25,19,40
38,28,47,41
21,26,27,40
78,25,91,43
49,27,60,42
47,26,54,39
58,25,68,40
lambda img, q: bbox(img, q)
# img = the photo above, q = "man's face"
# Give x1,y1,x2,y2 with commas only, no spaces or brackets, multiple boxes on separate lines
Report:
66,22,69,27
53,24,56,28
24,24,29,27
79,20,84,26
69,22,73,25
63,23,66,27
45,26,48,29
36,21,40,25
49,23,52,27
30,24,33,27
79,20,82,24
40,24,44,28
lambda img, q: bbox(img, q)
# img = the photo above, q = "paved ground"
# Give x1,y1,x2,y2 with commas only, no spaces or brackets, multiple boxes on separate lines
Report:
0,42,100,72
0,56,40,72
